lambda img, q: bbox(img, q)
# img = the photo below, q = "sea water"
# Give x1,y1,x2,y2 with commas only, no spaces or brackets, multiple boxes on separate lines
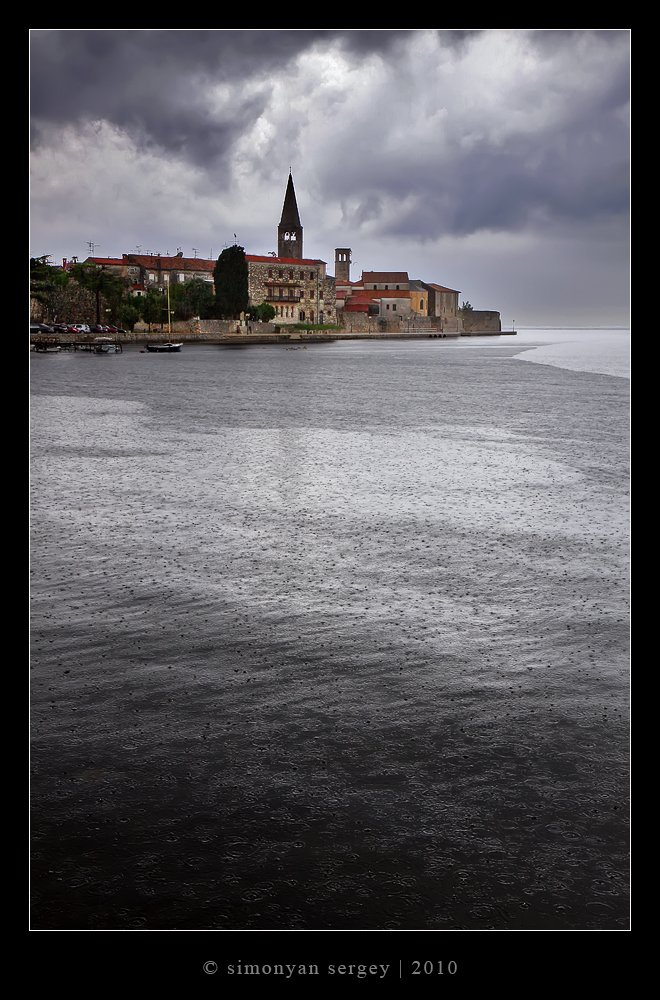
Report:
30,331,630,929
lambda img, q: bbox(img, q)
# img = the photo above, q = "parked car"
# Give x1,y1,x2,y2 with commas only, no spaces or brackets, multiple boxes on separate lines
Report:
30,322,54,333
69,324,91,334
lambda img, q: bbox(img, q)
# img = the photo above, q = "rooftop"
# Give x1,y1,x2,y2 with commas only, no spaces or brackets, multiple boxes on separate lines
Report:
425,282,461,293
123,254,216,272
362,271,409,284
247,255,325,266
279,173,302,229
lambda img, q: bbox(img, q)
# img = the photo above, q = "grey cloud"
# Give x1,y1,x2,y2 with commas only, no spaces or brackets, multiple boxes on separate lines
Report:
29,29,457,169
316,35,629,239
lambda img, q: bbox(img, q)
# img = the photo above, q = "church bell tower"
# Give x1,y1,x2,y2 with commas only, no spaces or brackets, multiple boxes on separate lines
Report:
278,172,303,259
335,248,352,282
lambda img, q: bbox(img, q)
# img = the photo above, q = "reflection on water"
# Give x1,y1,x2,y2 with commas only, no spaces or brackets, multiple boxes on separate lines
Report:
30,337,629,929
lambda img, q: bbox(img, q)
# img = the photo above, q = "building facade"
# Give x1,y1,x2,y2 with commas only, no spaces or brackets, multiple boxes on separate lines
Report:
246,174,335,324
247,255,335,324
422,282,462,330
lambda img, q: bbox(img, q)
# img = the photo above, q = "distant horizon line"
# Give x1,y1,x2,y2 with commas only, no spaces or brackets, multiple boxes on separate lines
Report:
516,326,630,330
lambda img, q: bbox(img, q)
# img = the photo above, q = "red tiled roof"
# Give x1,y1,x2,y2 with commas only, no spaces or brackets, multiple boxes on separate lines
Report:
84,257,128,266
246,255,325,265
123,254,216,272
362,271,409,283
347,289,411,300
426,283,461,293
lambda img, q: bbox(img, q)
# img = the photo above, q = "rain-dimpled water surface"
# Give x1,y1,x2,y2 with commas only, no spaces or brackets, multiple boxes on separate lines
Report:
30,332,629,930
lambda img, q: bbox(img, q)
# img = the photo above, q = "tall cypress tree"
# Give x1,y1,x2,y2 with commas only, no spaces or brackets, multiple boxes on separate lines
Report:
213,245,249,319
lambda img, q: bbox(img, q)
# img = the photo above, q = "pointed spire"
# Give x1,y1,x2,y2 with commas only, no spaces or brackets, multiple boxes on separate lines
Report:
279,172,302,229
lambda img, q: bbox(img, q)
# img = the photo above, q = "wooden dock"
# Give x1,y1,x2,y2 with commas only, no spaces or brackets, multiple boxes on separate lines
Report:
31,338,123,353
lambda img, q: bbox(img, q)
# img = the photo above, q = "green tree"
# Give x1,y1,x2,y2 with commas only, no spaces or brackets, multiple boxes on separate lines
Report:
69,263,127,324
460,300,473,311
116,299,141,331
141,289,164,331
169,278,215,320
30,257,103,323
213,245,248,319
255,301,275,323
30,256,71,321
185,278,215,319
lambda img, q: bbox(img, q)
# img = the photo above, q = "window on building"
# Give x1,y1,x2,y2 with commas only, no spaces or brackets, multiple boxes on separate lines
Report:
421,300,425,310
299,311,305,321
393,304,397,311
268,269,273,278
386,304,390,310
309,272,314,280
179,273,185,283
148,273,155,282
396,285,399,290
289,271,293,279
278,270,283,278
385,285,389,290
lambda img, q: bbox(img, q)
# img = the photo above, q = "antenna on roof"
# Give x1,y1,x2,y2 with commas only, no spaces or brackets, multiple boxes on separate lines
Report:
192,248,199,258
87,240,98,256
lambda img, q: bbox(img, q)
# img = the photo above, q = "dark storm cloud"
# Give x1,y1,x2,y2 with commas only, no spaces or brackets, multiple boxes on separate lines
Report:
29,28,455,168
30,26,630,311
30,29,320,167
30,31,405,126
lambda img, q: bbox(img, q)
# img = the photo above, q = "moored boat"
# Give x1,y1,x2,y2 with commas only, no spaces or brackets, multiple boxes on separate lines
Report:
93,337,122,354
145,343,183,353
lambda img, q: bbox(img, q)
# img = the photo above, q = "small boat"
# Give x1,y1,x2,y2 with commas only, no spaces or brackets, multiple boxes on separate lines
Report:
93,337,121,354
32,340,61,353
145,342,183,353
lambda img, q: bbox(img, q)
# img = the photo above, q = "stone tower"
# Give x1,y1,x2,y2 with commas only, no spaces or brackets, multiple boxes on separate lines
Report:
335,248,352,282
278,172,303,259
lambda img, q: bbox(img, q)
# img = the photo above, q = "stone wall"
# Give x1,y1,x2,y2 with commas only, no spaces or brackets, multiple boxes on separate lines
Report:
338,313,449,334
461,310,502,333
131,319,277,338
247,260,335,325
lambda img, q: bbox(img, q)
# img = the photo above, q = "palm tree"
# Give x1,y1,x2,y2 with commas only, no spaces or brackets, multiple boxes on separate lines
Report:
69,264,126,324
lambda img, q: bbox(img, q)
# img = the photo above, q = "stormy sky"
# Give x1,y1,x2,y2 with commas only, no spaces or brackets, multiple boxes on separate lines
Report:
29,29,630,326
